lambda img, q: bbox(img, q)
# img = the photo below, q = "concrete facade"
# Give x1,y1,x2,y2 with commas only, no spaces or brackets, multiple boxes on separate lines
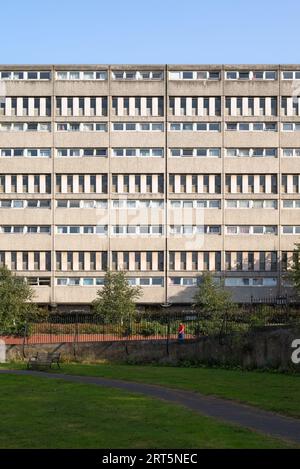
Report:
0,64,300,311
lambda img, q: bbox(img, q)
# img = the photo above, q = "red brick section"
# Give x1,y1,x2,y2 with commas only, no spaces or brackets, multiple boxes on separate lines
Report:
1,333,193,345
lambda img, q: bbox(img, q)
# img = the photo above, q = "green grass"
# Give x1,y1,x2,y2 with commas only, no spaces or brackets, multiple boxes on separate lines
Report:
0,374,296,449
32,362,300,419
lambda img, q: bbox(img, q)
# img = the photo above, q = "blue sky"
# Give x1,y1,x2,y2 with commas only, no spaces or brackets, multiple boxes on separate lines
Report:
2,0,300,64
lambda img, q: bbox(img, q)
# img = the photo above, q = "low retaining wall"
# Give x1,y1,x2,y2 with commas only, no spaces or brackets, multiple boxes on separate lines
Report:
5,326,300,371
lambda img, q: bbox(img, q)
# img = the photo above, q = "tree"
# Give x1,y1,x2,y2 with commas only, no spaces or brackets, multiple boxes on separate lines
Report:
0,266,43,334
289,243,300,293
193,273,235,317
92,270,142,322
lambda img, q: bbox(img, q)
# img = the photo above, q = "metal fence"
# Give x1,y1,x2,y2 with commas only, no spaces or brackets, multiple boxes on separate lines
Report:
4,313,203,345
2,308,299,346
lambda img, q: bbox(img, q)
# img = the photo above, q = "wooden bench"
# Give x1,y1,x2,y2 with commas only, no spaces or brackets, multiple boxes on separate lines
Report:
27,352,61,370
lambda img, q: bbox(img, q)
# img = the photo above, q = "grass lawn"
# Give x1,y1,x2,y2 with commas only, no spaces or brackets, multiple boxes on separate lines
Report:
0,373,297,449
23,362,300,419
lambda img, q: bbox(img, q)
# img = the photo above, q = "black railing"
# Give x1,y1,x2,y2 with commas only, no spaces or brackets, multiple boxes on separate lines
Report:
2,310,300,345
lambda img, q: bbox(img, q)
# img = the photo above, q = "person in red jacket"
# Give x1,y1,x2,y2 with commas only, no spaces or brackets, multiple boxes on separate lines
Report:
178,323,185,343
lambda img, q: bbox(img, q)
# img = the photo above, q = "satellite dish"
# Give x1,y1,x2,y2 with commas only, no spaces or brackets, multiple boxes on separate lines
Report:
161,302,172,308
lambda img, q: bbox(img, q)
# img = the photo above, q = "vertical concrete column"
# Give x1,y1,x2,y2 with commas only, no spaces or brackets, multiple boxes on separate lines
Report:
16,97,23,116
231,252,237,271
95,97,102,116
61,97,68,116
186,97,192,116
141,97,147,116
28,176,34,194
254,251,260,271
84,175,91,193
197,175,203,193
140,175,147,193
186,175,192,193
39,175,46,194
40,252,46,271
265,175,271,194
174,97,181,116
265,97,272,116
73,97,79,116
28,97,35,116
254,97,260,115
242,97,248,116
152,97,158,116
117,97,123,116
6,98,11,116
117,175,123,193
287,175,293,194
242,252,248,271
95,252,101,271
95,175,102,193
129,252,135,271
73,252,79,271
61,252,68,271
73,175,79,193
209,97,215,116
152,175,158,194
242,175,248,194
28,252,35,271
129,175,135,194
129,97,135,116
141,252,147,271
16,175,23,193
198,252,203,271
174,252,181,271
287,97,293,116
231,97,237,116
174,175,181,193
197,97,203,116
186,252,192,271
254,175,260,193
209,175,215,194
84,97,91,116
40,98,46,117
61,175,67,193
16,252,23,271
5,252,11,270
228,174,235,194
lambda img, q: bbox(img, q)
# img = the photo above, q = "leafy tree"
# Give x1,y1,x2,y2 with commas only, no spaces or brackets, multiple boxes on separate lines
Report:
193,273,235,317
0,266,44,335
289,243,300,293
92,270,142,322
193,273,237,336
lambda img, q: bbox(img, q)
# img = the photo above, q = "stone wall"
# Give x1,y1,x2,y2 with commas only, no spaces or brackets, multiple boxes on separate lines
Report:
5,326,300,371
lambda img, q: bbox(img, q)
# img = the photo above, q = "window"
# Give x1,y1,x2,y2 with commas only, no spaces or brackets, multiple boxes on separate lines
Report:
56,70,107,80
0,71,51,80
112,71,163,80
170,148,220,158
169,71,220,80
225,70,276,80
282,71,300,80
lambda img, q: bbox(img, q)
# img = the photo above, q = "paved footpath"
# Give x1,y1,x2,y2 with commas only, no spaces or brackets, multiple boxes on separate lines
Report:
1,369,300,444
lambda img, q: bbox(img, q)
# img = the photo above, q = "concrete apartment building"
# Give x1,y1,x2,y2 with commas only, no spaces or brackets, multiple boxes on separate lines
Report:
0,64,299,312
